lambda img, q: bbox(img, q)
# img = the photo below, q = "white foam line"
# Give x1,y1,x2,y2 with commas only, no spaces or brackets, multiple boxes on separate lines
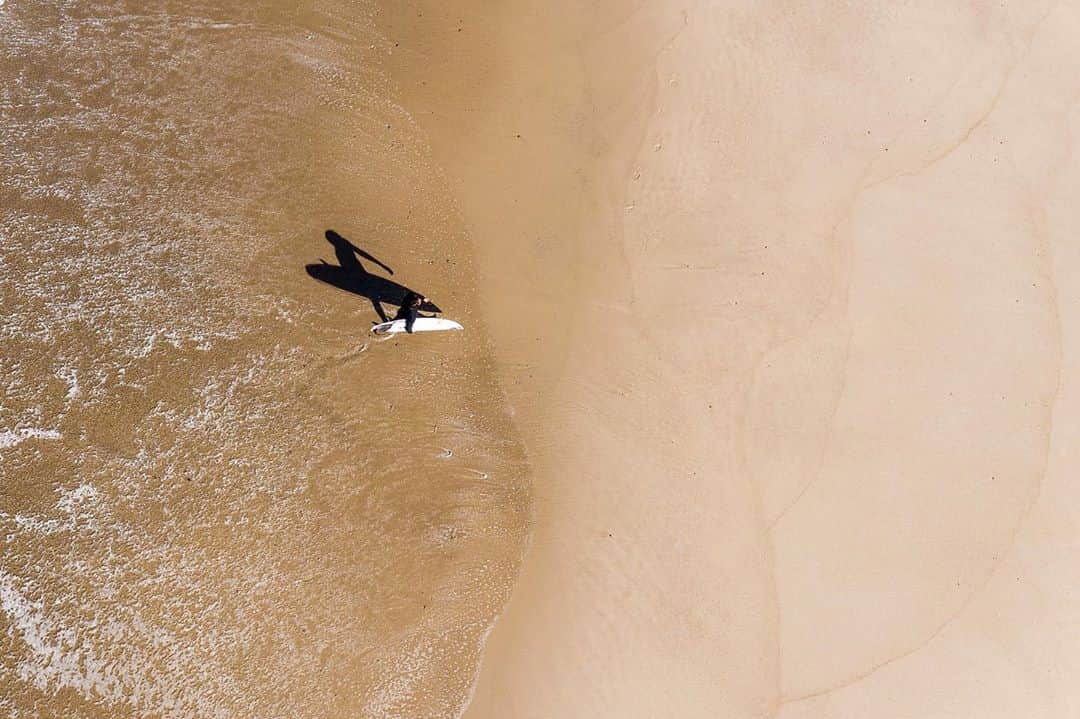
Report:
56,367,80,399
0,570,117,701
0,428,62,449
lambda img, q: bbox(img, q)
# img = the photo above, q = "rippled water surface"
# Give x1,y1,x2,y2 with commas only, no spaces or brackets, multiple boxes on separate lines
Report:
0,2,529,716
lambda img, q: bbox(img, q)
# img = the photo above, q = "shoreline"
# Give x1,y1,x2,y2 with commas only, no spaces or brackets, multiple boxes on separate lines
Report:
383,2,782,715
4,0,1080,715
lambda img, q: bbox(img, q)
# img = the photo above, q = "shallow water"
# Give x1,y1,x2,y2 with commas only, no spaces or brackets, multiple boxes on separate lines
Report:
0,2,529,716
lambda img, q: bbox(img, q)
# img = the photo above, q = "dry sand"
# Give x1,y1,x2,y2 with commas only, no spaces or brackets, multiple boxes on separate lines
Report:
393,1,1080,717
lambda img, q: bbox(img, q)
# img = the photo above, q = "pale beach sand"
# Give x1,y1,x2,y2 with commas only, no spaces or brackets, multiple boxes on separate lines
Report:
394,1,1080,717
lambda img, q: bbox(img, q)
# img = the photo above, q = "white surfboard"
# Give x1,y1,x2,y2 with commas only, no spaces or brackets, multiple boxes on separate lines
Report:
372,317,464,335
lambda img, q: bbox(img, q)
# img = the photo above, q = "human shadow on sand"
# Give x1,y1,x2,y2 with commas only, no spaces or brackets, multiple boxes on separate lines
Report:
305,230,441,322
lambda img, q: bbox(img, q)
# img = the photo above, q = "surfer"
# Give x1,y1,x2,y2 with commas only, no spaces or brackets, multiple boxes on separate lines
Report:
394,291,427,333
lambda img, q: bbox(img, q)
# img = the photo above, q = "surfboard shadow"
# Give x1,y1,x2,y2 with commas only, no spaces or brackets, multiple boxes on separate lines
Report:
305,229,441,322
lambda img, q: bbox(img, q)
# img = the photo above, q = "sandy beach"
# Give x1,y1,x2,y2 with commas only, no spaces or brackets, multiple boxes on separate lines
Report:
394,1,1080,717
4,0,1080,717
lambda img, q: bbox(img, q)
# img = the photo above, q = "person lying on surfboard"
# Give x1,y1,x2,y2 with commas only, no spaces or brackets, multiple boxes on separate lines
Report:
394,291,427,333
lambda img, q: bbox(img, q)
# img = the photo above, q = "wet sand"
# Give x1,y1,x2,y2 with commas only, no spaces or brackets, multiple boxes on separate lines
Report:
1,2,528,716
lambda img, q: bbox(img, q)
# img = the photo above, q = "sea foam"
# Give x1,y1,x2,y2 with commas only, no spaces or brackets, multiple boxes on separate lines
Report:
0,428,62,449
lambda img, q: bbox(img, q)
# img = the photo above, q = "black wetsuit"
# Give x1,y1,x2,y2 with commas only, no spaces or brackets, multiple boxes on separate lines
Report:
394,291,423,333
